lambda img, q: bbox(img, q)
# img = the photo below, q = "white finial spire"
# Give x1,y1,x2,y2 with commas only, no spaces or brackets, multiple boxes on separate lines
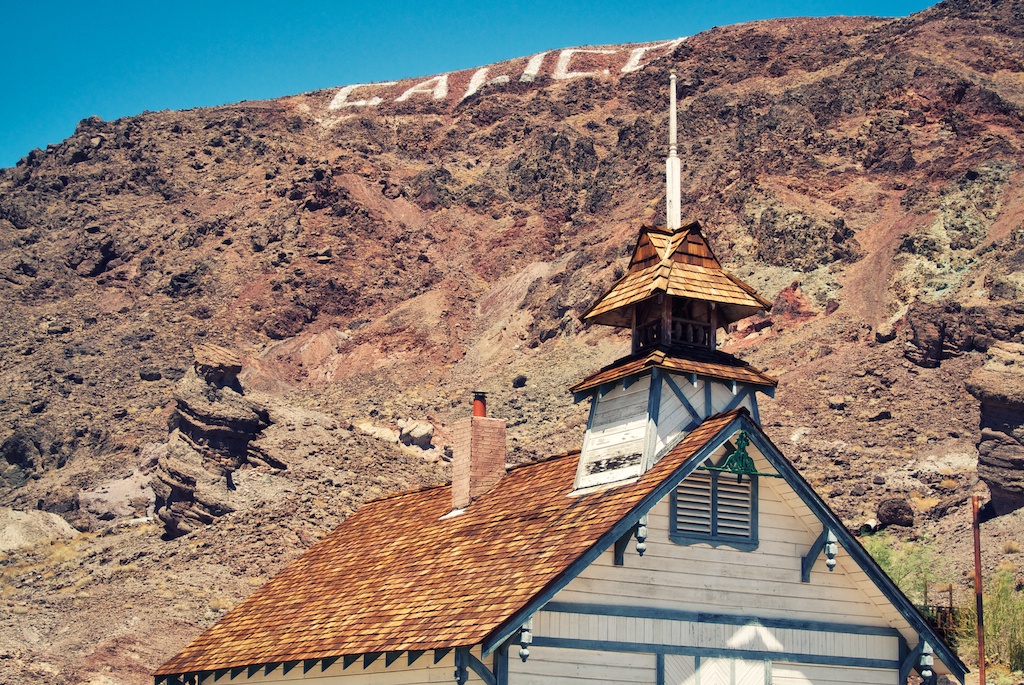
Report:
666,71,682,230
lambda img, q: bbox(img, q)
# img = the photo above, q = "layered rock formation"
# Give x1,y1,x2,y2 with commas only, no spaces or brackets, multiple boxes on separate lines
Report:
152,344,274,537
967,343,1024,516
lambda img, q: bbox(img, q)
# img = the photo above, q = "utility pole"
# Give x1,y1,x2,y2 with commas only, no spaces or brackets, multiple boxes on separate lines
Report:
973,495,985,685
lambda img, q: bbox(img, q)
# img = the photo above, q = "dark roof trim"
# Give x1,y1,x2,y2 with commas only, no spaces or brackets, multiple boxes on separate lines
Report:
743,421,968,683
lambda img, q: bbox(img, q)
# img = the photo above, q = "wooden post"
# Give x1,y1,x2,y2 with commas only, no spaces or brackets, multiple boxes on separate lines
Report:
973,495,985,685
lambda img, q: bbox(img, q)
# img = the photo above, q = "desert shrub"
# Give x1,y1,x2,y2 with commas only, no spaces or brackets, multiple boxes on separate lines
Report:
958,564,1024,673
861,531,940,605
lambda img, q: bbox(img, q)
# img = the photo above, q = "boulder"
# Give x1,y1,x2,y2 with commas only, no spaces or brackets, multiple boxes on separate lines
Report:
0,507,75,552
877,497,915,528
399,420,434,449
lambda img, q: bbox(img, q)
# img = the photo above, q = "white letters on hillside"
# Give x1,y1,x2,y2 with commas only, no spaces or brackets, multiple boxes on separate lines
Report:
552,49,615,79
519,52,548,82
328,82,399,109
325,38,687,114
461,68,511,101
396,74,450,102
621,38,685,73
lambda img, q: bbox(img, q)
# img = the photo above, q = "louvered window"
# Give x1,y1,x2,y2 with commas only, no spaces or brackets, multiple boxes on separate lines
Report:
671,463,758,551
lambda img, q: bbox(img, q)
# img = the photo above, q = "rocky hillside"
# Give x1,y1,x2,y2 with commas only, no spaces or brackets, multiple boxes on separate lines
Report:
1,0,1024,682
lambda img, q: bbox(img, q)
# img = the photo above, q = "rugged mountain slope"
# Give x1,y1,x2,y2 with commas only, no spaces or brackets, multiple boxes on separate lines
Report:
1,0,1023,682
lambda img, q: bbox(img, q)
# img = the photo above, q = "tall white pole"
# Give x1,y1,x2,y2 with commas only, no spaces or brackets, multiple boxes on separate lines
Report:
666,72,682,230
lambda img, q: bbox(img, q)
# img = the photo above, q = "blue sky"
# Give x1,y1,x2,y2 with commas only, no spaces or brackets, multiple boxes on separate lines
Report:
1,0,933,169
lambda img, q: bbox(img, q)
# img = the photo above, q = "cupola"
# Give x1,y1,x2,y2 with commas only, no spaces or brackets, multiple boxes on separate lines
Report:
571,73,776,492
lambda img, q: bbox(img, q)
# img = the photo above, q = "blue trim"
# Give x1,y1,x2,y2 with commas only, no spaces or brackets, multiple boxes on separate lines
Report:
281,661,299,675
740,418,968,683
481,416,742,656
321,656,339,672
663,373,701,423
343,655,359,669
531,636,901,671
704,379,712,414
385,651,401,667
613,529,630,566
802,528,829,583
213,669,228,682
656,653,665,685
900,640,925,684
623,376,637,391
246,665,260,678
720,386,751,414
455,648,470,685
301,660,316,674
434,647,452,664
263,663,278,676
542,601,902,638
492,642,510,685
363,653,381,668
407,650,425,666
467,652,498,685
230,666,245,679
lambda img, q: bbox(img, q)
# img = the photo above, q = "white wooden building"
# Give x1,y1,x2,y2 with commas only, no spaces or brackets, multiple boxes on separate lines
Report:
154,75,965,685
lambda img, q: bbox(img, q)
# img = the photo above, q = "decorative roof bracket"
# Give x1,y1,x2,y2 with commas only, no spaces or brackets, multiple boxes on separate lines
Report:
699,431,781,481
518,617,534,662
801,528,839,582
635,515,648,556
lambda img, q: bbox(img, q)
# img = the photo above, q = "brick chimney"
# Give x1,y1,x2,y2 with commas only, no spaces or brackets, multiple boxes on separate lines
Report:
451,392,506,511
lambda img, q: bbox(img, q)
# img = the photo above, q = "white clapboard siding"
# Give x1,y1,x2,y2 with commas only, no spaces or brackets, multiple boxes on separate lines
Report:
771,663,898,685
710,382,736,414
234,650,457,685
534,609,897,662
656,378,692,455
679,376,706,416
552,447,901,633
578,378,650,487
508,646,655,684
766,459,917,641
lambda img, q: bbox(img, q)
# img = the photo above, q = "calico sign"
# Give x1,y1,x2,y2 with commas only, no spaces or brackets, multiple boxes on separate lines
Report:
327,38,685,111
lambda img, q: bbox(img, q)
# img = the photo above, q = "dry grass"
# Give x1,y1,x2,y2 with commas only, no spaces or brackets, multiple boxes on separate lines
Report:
208,595,235,612
1003,540,1022,554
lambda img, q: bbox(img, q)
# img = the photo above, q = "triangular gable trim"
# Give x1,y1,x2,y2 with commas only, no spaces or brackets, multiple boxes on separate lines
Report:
482,413,967,684
743,423,967,682
481,413,743,656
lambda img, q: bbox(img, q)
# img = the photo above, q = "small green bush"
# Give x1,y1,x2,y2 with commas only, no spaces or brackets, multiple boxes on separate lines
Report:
958,565,1024,673
861,531,940,605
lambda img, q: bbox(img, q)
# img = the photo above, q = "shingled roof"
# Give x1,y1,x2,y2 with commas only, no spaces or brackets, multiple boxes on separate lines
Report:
582,222,771,328
154,411,743,678
570,345,778,394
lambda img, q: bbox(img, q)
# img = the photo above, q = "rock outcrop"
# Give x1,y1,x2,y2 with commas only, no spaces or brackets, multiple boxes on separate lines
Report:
0,507,76,552
152,345,275,537
966,343,1024,516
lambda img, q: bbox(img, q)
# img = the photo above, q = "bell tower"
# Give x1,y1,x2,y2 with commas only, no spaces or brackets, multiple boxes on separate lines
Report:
571,73,776,492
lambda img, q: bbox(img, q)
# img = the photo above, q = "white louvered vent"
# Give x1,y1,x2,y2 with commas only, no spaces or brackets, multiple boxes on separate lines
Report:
675,471,712,535
673,469,755,546
716,476,753,538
